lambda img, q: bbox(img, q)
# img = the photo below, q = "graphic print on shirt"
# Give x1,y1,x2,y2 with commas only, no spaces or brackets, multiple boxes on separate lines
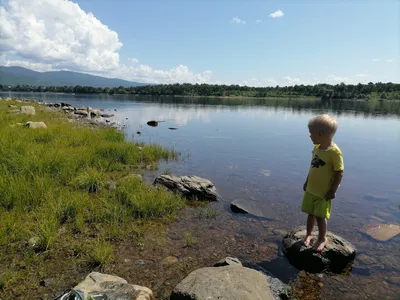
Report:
311,154,326,168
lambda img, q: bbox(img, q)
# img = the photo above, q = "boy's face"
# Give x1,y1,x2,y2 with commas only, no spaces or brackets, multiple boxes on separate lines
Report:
309,127,323,144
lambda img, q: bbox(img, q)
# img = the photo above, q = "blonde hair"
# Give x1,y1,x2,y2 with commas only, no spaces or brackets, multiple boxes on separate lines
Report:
308,114,338,136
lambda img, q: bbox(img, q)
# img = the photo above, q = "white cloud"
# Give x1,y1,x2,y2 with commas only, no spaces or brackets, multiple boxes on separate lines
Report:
2,59,54,72
0,0,213,84
109,64,213,84
269,10,284,18
326,75,350,83
231,17,246,24
0,0,122,71
256,20,262,23
241,78,278,87
283,76,301,85
128,58,139,64
356,74,369,77
372,58,395,63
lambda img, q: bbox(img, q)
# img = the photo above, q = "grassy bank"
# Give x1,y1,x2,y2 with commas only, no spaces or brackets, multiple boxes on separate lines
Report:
0,101,185,298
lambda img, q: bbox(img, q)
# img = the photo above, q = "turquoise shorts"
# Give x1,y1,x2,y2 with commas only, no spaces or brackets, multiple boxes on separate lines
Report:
301,191,331,219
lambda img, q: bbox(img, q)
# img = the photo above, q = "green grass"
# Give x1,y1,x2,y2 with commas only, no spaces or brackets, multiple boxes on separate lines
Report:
0,100,185,297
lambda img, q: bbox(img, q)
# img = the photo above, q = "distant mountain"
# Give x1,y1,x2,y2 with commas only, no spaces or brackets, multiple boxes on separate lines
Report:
0,66,147,88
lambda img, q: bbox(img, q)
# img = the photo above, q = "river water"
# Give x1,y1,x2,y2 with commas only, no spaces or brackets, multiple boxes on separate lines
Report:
4,92,400,299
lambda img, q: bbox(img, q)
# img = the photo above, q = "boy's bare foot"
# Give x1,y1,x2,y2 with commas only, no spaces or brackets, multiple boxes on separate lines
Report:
303,235,312,247
314,237,327,252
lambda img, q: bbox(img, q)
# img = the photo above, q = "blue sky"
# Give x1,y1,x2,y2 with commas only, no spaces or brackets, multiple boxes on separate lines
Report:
0,0,399,85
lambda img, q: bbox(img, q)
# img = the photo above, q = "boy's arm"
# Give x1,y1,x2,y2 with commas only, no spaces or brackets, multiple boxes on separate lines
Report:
326,171,344,199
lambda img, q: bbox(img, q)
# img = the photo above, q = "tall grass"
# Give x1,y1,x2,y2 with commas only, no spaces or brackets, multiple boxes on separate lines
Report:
0,100,185,296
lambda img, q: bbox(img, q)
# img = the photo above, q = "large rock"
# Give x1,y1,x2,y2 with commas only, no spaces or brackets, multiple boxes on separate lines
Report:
74,272,153,300
153,175,219,201
170,266,274,300
20,106,36,115
282,227,356,273
25,121,47,129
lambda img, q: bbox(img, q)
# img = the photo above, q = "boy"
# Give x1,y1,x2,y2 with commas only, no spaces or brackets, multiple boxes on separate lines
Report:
302,114,344,252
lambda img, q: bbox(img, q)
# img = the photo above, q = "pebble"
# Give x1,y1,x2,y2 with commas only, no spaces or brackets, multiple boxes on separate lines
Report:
161,256,178,265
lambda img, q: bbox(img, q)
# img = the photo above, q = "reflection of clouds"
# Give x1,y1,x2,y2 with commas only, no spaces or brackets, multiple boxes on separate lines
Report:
260,169,271,177
114,105,212,127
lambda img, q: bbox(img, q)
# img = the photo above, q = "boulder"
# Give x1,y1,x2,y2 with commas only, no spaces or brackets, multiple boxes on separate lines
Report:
25,121,47,129
153,175,219,201
73,272,154,300
171,266,274,300
21,106,36,115
282,227,356,273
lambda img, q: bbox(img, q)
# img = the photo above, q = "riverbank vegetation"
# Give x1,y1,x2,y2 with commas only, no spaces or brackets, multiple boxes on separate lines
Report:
1,82,399,100
0,100,185,298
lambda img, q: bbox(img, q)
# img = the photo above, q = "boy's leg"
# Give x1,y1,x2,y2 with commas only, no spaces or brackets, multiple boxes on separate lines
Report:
304,214,315,246
314,217,327,252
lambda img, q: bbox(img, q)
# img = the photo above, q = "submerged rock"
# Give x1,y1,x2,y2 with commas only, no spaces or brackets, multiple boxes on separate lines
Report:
282,227,356,273
154,174,219,201
361,223,400,241
170,266,274,300
73,272,153,300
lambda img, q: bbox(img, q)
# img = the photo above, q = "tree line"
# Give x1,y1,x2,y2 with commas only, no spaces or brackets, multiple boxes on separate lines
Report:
1,82,399,100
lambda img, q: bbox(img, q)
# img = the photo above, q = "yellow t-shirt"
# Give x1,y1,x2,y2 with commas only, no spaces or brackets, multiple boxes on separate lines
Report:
306,143,344,198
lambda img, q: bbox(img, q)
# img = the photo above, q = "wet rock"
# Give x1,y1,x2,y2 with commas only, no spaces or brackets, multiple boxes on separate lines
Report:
170,266,274,300
357,254,377,265
147,120,158,127
361,224,400,241
101,113,114,118
161,256,178,265
154,175,219,201
20,106,36,115
168,127,178,130
25,121,47,129
282,227,356,273
74,272,153,300
214,257,242,267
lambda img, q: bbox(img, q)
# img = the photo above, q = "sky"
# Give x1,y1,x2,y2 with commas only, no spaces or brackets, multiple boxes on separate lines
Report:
0,0,399,86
